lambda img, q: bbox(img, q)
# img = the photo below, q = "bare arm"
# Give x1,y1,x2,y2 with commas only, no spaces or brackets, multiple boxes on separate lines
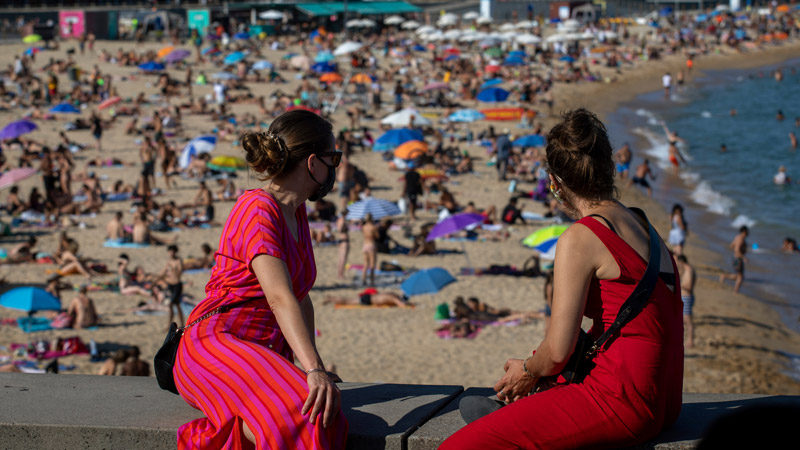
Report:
300,294,315,348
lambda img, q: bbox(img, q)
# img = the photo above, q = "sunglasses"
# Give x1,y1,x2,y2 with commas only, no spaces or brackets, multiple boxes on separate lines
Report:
317,151,342,168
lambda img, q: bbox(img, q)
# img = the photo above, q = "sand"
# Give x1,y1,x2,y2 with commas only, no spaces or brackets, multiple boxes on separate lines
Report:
1,33,799,395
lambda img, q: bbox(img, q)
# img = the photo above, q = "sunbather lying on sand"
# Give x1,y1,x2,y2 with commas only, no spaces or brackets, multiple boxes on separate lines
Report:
323,289,413,308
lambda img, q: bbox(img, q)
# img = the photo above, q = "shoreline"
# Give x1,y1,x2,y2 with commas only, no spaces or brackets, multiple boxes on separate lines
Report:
552,42,800,394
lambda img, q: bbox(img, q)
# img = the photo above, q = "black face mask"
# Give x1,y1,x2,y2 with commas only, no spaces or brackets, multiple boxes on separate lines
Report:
308,159,336,202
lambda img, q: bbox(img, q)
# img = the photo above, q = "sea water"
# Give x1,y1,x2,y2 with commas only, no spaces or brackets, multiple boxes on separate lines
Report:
606,59,800,337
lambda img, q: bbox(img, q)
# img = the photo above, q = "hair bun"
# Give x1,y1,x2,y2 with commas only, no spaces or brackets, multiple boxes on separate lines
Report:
241,132,289,179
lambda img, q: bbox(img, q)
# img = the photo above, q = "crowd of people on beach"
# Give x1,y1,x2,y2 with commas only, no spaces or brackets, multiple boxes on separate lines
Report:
0,3,799,448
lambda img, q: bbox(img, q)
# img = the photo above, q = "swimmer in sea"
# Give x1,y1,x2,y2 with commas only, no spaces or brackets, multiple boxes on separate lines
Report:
720,144,727,153
661,121,687,174
790,132,797,150
777,110,785,121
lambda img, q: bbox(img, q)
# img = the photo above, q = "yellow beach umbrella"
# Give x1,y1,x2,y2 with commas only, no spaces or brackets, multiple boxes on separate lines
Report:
208,155,247,172
22,34,42,44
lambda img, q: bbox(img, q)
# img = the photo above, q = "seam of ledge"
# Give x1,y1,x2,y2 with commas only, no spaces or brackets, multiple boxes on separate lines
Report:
400,386,465,450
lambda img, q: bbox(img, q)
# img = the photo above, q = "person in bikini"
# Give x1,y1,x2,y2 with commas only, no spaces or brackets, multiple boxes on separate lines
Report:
323,288,412,308
661,122,686,174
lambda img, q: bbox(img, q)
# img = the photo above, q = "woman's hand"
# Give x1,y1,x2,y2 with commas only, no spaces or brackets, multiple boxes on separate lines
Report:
494,358,537,404
302,370,341,428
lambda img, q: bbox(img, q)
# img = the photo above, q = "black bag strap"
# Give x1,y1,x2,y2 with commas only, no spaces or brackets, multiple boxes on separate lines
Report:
178,297,257,333
585,208,662,357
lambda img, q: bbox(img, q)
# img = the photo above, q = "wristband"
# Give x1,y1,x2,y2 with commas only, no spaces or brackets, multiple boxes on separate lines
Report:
523,356,535,379
306,368,326,376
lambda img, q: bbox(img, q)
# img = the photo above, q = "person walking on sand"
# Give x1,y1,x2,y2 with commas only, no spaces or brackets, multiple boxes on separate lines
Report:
668,204,688,256
627,159,656,197
402,164,422,220
677,255,696,348
336,209,349,280
361,213,378,286
719,226,748,293
156,245,184,328
174,110,347,449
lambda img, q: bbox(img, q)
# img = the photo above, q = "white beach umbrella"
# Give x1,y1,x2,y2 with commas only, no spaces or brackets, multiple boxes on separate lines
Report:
444,29,462,40
381,108,432,128
546,34,569,43
604,31,618,39
515,20,538,29
259,10,284,20
402,20,421,30
516,34,542,44
476,17,493,25
346,19,362,28
565,32,584,41
359,19,377,28
580,30,596,40
437,14,458,27
499,23,516,32
333,41,364,56
463,11,480,20
415,25,435,34
423,31,444,41
384,15,405,25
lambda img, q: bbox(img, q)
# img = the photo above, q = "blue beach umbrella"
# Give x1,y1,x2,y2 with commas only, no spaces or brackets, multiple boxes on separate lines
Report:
49,103,80,114
345,198,402,221
202,46,221,56
480,78,503,90
559,55,576,63
512,134,546,148
401,268,456,297
138,61,165,72
373,128,424,151
503,55,525,66
252,60,274,70
224,51,247,65
0,287,61,313
476,87,510,103
0,120,38,139
509,50,526,58
179,135,217,169
311,61,337,73
412,44,426,51
448,109,485,123
234,32,250,40
315,51,335,63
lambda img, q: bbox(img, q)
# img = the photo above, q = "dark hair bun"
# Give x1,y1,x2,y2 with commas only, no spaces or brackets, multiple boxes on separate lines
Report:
241,132,289,180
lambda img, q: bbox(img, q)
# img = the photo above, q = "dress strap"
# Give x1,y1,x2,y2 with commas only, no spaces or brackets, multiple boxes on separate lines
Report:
586,214,618,235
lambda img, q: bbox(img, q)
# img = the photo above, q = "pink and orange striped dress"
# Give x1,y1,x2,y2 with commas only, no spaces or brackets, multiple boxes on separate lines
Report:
174,189,348,449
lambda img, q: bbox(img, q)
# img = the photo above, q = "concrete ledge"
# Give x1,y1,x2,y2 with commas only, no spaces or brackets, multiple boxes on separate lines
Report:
1,373,799,449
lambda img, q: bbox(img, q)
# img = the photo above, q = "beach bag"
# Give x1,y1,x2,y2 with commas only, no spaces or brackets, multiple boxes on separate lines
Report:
154,299,255,395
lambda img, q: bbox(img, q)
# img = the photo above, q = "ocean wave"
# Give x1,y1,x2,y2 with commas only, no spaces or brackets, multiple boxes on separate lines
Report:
732,214,756,229
634,108,661,126
700,111,712,118
690,180,735,215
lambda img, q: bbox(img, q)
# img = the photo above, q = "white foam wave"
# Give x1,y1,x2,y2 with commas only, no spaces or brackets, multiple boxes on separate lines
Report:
700,111,712,118
690,181,735,215
679,170,701,184
634,109,661,126
731,214,756,229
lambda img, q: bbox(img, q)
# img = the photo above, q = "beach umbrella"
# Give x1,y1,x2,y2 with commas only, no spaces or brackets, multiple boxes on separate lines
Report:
234,32,250,41
415,25,435,34
211,72,239,81
401,268,456,297
157,46,175,59
252,60,274,70
315,51,335,63
448,109,485,122
522,225,569,253
98,96,122,111
515,20,538,29
0,120,37,139
319,73,343,83
484,64,501,73
437,13,458,27
374,128,424,151
49,103,80,114
0,287,60,313
179,135,217,169
359,19,377,28
412,44,427,52
259,10,284,20
333,41,363,57
463,12,480,20
516,34,541,44
480,37,504,48
345,19,362,28
513,134,546,148
393,140,428,159
385,15,405,25
224,51,247,65
477,87,510,102
503,55,525,66
427,213,485,241
290,55,311,70
202,46,221,56
138,61,165,72
351,73,373,84
443,55,458,62
483,47,504,58
480,79,503,90
0,167,38,190
165,49,191,64
401,20,421,30
559,55,576,63
422,82,450,91
346,198,402,221
22,34,41,44
311,61,337,73
208,155,247,172
381,109,431,128
476,16,492,24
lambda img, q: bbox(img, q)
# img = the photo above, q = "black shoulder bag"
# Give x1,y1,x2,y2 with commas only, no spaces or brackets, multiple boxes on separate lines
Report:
154,299,254,395
550,209,663,385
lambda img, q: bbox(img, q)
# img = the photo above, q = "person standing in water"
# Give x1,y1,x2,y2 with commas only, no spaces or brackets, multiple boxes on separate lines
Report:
661,121,687,175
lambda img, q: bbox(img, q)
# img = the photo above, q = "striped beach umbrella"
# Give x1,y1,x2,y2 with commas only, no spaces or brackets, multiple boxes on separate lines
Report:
345,198,401,221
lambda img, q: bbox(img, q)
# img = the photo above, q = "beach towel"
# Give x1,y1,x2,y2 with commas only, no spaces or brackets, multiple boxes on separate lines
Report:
436,326,482,339
103,240,151,249
16,317,52,333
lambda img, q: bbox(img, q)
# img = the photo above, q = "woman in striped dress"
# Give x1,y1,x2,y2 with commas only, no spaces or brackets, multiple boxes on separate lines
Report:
174,110,347,449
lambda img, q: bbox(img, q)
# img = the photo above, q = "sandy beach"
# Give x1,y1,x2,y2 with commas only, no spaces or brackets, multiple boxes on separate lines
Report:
1,22,800,398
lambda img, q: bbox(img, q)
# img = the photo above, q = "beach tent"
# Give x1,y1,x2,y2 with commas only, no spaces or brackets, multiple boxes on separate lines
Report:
513,134,546,148
49,103,80,114
476,87,510,103
381,108,431,128
179,135,217,169
346,198,401,221
401,268,456,297
0,120,37,139
374,128,424,151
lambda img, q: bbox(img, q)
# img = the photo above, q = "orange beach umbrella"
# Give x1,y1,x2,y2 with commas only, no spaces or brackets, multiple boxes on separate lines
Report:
394,140,428,159
157,46,175,59
320,73,343,83
351,73,373,84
